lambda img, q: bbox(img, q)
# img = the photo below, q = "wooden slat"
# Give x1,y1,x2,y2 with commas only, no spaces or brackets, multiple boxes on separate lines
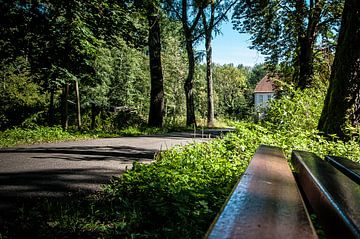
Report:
325,155,360,185
206,145,317,239
292,151,360,239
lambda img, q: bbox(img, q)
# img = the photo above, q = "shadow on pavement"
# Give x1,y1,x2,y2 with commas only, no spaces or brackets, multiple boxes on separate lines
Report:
0,145,157,159
0,167,124,215
147,128,235,139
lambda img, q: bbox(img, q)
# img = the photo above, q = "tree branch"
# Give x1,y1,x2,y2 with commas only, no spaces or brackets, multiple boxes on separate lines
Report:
164,0,182,21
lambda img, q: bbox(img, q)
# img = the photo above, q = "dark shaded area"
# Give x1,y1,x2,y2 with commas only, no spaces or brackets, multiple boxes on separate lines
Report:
318,0,360,139
0,145,157,159
0,167,122,212
0,145,157,218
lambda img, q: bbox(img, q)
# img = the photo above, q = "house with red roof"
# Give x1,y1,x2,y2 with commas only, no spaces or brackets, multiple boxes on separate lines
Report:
254,74,276,110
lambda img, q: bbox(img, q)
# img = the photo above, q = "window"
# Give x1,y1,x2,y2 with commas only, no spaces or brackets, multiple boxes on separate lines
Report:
259,95,263,103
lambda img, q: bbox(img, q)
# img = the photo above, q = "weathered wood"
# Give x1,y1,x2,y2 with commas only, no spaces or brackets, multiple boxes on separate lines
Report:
206,145,317,239
292,151,360,239
325,155,360,185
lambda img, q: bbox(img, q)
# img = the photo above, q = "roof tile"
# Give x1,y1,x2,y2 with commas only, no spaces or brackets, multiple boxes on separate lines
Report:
254,74,276,93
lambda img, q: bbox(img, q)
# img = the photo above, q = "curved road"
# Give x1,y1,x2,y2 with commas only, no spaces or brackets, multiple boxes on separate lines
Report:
0,129,232,213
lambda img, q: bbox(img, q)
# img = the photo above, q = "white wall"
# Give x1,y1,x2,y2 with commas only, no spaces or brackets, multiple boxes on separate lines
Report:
254,93,275,110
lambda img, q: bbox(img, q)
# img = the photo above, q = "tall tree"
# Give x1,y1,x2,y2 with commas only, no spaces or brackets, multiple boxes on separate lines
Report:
146,1,165,127
232,0,343,89
201,0,236,127
164,0,206,126
318,0,360,139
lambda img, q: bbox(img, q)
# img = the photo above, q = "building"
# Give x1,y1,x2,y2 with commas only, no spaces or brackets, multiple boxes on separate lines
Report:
254,74,276,111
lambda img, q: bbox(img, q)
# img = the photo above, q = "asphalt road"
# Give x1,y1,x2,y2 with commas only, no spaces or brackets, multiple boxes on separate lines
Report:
0,129,232,212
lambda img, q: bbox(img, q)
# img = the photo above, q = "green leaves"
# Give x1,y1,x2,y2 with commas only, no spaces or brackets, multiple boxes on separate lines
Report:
102,138,248,238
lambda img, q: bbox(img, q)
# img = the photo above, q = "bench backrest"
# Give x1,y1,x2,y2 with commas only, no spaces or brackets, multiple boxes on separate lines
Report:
292,151,360,239
325,155,360,185
206,145,317,239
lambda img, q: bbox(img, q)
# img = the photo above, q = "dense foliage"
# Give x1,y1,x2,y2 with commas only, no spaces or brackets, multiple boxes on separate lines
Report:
0,0,257,133
232,0,343,88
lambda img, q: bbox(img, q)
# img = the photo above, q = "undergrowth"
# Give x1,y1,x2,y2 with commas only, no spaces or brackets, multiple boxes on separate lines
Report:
0,126,168,148
0,126,85,147
1,86,359,238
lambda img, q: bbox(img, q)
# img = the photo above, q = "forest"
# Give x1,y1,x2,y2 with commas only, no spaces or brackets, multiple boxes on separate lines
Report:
0,0,360,238
0,0,263,139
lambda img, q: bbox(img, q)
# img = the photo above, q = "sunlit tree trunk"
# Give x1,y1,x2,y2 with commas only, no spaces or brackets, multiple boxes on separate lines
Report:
181,0,201,127
202,2,216,127
205,35,215,127
318,0,360,139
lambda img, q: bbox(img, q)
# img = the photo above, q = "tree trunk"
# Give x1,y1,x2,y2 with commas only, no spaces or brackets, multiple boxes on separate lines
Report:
75,80,81,130
202,2,216,127
297,37,314,89
205,34,215,127
318,0,360,139
91,103,98,130
295,0,324,89
184,37,196,126
48,88,55,126
147,4,165,127
61,83,69,130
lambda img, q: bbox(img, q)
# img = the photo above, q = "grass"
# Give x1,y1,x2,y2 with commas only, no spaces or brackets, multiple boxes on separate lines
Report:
0,126,170,148
0,117,235,148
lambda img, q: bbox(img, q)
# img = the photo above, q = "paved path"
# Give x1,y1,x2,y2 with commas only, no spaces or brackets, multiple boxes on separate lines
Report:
0,129,232,212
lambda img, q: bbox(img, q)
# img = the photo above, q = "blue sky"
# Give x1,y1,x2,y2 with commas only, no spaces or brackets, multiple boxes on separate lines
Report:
197,20,265,67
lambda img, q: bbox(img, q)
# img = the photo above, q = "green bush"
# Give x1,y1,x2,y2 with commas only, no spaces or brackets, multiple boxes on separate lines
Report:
100,140,249,238
113,108,145,129
264,83,325,131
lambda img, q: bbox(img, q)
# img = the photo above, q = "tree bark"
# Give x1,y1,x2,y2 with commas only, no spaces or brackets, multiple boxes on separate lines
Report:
295,0,324,89
202,2,216,127
91,103,98,130
318,0,360,139
61,83,69,130
179,0,202,127
48,88,55,126
297,37,314,89
75,80,81,130
205,34,215,127
147,4,165,127
184,37,196,126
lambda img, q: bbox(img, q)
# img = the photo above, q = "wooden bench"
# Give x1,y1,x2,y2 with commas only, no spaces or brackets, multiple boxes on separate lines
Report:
292,151,360,239
205,145,360,239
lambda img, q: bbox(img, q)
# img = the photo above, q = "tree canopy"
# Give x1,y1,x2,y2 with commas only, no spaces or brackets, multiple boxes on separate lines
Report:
232,0,343,88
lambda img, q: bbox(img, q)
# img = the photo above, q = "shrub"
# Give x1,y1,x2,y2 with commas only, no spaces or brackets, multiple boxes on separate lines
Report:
265,83,326,131
113,108,145,129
